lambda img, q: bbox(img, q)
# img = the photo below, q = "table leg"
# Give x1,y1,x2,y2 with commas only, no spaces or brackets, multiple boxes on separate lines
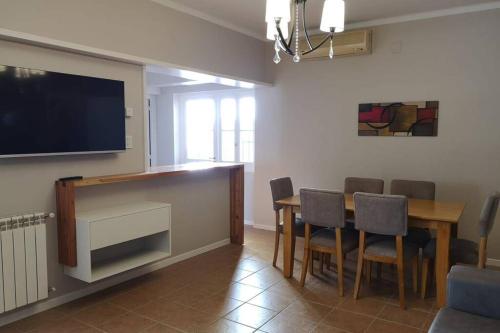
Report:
436,222,451,308
283,206,294,278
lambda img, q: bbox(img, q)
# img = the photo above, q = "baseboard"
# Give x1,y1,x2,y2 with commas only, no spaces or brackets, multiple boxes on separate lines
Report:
244,219,254,225
487,258,500,267
252,223,276,232
0,238,230,326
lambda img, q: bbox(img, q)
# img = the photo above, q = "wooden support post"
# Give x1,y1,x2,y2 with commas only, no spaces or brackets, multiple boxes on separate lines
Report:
230,165,244,245
55,181,77,266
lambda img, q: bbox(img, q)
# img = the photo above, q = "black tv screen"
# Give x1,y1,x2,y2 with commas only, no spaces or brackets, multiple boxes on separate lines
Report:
0,64,126,157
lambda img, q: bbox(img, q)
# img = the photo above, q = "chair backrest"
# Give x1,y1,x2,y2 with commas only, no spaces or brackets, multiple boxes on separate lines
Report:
345,177,384,194
390,179,435,200
270,177,294,211
300,188,345,228
353,192,408,236
479,192,500,238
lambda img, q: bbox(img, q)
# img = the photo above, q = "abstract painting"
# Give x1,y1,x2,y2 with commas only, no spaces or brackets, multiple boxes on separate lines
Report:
358,101,439,136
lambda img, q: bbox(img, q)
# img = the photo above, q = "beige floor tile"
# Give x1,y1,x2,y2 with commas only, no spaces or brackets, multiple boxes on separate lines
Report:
378,304,429,329
248,290,296,312
259,311,318,333
72,302,125,327
142,323,183,332
311,323,348,333
199,318,255,333
217,282,264,302
321,309,374,333
282,299,332,321
29,319,100,333
365,319,421,333
339,298,386,316
225,303,277,329
191,294,244,317
236,258,269,272
97,313,156,332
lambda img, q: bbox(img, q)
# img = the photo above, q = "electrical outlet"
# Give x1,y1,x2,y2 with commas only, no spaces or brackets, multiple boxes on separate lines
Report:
126,135,133,149
125,107,134,118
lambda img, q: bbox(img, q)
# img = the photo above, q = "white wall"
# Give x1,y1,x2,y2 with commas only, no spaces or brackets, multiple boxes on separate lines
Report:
0,0,268,84
254,10,500,257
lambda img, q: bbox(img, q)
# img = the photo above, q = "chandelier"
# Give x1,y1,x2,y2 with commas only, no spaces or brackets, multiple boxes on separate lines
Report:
266,0,345,64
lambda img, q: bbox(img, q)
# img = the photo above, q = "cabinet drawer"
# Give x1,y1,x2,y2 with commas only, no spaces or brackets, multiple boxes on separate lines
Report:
89,206,170,250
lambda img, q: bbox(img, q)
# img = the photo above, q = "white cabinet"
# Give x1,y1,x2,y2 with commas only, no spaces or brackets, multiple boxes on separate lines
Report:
64,202,171,283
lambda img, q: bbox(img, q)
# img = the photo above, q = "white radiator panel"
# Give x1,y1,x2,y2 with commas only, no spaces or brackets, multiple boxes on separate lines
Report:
35,224,48,300
13,228,27,307
1,230,16,311
25,226,38,304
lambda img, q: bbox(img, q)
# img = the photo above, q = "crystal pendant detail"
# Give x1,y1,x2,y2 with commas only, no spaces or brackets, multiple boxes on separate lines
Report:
293,54,300,63
329,39,334,59
274,38,281,64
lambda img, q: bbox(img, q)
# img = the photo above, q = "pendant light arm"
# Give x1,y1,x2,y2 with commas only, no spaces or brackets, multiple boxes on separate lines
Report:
302,0,313,51
276,21,294,56
301,33,332,55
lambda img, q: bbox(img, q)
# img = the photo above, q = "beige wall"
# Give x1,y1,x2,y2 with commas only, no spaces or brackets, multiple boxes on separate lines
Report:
0,39,229,320
0,0,267,84
253,10,500,257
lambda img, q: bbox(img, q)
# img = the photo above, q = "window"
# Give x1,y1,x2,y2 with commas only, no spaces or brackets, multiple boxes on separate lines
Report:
176,91,255,165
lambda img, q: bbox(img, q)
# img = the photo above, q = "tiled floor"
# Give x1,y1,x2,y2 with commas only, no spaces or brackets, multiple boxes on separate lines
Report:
1,227,437,332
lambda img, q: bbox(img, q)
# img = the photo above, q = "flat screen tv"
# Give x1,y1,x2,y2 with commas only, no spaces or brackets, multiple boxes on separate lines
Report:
0,64,126,157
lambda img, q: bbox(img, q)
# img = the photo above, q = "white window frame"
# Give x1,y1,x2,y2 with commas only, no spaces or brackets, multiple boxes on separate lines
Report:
174,89,255,169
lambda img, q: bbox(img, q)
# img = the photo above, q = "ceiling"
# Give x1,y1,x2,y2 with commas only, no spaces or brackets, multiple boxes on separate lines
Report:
153,0,499,40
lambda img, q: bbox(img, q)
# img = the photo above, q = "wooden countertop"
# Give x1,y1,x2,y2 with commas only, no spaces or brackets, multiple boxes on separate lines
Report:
59,162,244,188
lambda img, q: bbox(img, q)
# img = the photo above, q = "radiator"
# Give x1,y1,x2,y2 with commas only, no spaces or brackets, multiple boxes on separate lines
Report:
0,212,53,313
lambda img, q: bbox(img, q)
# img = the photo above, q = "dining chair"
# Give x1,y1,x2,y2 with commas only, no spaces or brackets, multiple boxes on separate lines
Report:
270,177,306,267
391,179,436,250
299,188,358,296
353,192,419,309
421,192,500,299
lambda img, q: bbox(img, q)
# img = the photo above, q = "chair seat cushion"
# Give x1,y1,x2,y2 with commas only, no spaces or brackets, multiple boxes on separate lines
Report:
278,218,323,238
365,239,419,259
423,238,478,265
429,307,500,333
405,227,432,248
310,228,359,253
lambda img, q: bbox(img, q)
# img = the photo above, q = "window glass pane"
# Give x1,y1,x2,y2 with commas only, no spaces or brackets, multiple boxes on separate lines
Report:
240,130,254,163
185,99,215,160
221,131,235,161
221,98,236,130
239,97,255,131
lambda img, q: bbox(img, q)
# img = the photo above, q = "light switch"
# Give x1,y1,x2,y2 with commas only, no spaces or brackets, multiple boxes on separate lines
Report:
125,107,134,118
126,135,133,149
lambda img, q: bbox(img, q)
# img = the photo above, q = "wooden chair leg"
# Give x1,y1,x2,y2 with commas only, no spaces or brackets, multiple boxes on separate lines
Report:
421,257,429,299
376,263,382,280
319,253,324,274
273,211,280,267
396,236,406,309
309,250,314,275
412,256,418,294
365,260,372,284
354,231,366,300
300,224,311,286
335,228,344,297
326,254,331,271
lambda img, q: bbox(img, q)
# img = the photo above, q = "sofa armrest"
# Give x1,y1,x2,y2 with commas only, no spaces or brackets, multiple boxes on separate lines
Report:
448,265,500,319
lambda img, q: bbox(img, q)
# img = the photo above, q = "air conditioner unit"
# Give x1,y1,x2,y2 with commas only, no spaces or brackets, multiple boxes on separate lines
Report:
300,29,372,60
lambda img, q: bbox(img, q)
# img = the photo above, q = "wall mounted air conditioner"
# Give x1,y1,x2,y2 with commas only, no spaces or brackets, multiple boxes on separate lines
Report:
300,29,372,60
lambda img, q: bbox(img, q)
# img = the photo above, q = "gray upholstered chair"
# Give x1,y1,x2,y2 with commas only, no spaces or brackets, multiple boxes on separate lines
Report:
391,179,436,249
353,192,419,309
421,192,500,298
270,177,306,267
299,189,358,296
428,265,500,333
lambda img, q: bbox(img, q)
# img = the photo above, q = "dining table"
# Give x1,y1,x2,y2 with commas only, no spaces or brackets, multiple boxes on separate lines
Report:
275,193,465,308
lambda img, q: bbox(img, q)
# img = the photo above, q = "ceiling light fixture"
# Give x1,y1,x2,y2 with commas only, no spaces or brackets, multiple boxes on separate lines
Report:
266,0,345,64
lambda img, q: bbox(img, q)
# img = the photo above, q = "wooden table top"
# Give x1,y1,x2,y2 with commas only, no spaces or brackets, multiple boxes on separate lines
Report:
276,194,465,223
